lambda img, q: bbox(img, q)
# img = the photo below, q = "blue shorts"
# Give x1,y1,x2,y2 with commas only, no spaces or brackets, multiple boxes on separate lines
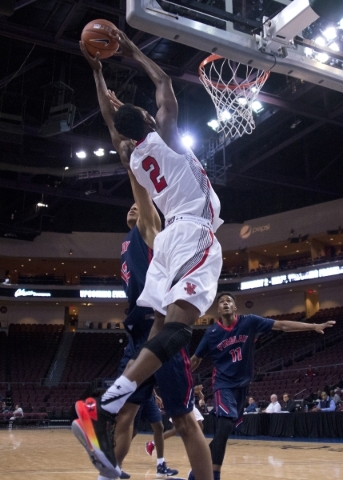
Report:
117,334,155,405
155,348,194,418
134,395,162,430
213,387,249,421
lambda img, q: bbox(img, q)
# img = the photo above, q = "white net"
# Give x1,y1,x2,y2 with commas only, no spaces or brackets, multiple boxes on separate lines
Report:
199,55,270,138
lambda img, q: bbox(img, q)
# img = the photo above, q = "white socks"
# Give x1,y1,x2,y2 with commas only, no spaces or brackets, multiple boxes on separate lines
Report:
157,458,165,466
101,375,137,414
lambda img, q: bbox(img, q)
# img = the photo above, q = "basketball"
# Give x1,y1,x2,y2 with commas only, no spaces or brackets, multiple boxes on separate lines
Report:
81,19,119,59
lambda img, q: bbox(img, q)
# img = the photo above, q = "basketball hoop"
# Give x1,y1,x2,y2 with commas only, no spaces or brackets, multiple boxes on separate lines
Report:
199,55,270,138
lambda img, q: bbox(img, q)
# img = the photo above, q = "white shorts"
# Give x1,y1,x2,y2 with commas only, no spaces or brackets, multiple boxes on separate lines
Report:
169,405,204,423
193,406,204,422
137,218,222,317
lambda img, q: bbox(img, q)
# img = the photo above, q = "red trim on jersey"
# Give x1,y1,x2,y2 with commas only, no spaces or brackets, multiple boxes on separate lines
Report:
180,348,193,407
136,137,147,146
217,315,239,332
181,230,214,279
215,390,230,414
148,247,153,265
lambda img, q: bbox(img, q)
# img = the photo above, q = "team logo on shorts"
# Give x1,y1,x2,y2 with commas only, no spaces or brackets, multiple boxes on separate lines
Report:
184,282,196,295
121,261,131,286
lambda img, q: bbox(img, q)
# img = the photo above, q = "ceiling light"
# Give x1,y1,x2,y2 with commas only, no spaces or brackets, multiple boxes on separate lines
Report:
252,101,263,113
207,119,219,130
329,42,340,52
322,27,337,41
238,97,248,106
181,134,194,148
316,52,329,63
109,150,117,154
314,36,326,46
94,148,105,157
304,47,313,56
339,18,343,29
76,151,86,159
64,166,69,170
37,202,48,208
219,110,231,121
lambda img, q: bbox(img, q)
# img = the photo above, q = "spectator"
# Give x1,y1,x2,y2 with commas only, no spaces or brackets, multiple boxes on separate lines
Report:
1,401,9,414
244,397,258,414
333,388,342,405
264,394,281,413
281,393,296,412
312,392,335,412
9,404,24,430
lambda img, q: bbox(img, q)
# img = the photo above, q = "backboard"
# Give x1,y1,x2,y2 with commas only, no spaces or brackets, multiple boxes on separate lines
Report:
127,0,343,93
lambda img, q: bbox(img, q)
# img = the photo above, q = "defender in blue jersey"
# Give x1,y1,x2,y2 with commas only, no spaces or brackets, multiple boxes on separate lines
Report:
190,293,335,480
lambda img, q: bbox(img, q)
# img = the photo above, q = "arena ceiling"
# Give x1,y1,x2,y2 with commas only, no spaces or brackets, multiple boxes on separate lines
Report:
1,0,343,241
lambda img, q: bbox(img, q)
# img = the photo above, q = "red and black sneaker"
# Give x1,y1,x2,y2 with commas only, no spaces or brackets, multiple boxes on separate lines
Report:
145,441,155,456
75,397,120,478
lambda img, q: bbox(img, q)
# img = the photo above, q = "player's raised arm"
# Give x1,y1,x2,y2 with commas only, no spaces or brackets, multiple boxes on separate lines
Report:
112,30,179,144
79,41,128,156
272,319,335,334
128,170,161,248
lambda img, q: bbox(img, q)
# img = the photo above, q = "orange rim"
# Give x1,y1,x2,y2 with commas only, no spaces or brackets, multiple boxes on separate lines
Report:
199,54,270,91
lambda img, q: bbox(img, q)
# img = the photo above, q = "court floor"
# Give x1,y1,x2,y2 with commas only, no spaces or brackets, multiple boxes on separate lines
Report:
1,429,343,480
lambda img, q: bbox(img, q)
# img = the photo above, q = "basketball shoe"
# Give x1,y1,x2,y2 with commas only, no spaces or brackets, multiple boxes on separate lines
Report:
187,471,195,480
145,440,155,456
74,398,120,479
156,461,178,477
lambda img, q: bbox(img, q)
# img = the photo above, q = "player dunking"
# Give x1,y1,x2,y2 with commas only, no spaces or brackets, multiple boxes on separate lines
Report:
190,293,335,480
76,33,221,480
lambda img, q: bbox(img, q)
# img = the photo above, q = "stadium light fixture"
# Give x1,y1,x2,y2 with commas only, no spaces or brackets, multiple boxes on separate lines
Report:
207,119,219,131
181,134,194,148
94,148,105,157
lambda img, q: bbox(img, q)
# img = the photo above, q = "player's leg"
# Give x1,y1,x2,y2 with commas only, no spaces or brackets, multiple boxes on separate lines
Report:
142,395,178,477
172,412,212,480
209,388,246,480
156,348,212,480
114,402,140,467
163,425,177,440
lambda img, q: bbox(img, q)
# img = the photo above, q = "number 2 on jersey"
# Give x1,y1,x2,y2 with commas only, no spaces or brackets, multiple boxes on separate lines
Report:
142,156,168,193
229,347,242,363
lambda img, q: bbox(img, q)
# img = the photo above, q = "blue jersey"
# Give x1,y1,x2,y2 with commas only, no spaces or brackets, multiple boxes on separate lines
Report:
195,315,274,390
121,225,154,342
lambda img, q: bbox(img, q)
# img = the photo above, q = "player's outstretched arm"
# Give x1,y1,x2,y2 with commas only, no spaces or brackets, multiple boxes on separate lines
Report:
79,41,127,155
112,30,179,141
128,170,161,248
272,320,335,334
190,355,202,372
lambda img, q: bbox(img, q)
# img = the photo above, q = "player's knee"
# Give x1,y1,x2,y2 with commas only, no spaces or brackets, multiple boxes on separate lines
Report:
144,322,192,363
172,413,198,438
151,421,164,435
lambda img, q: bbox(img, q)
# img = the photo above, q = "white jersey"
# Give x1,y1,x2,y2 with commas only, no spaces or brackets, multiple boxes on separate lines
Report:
130,132,223,232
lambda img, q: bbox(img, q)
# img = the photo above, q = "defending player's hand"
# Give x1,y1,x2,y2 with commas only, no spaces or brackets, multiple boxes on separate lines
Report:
79,40,102,71
111,29,139,58
107,89,123,113
314,320,335,334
